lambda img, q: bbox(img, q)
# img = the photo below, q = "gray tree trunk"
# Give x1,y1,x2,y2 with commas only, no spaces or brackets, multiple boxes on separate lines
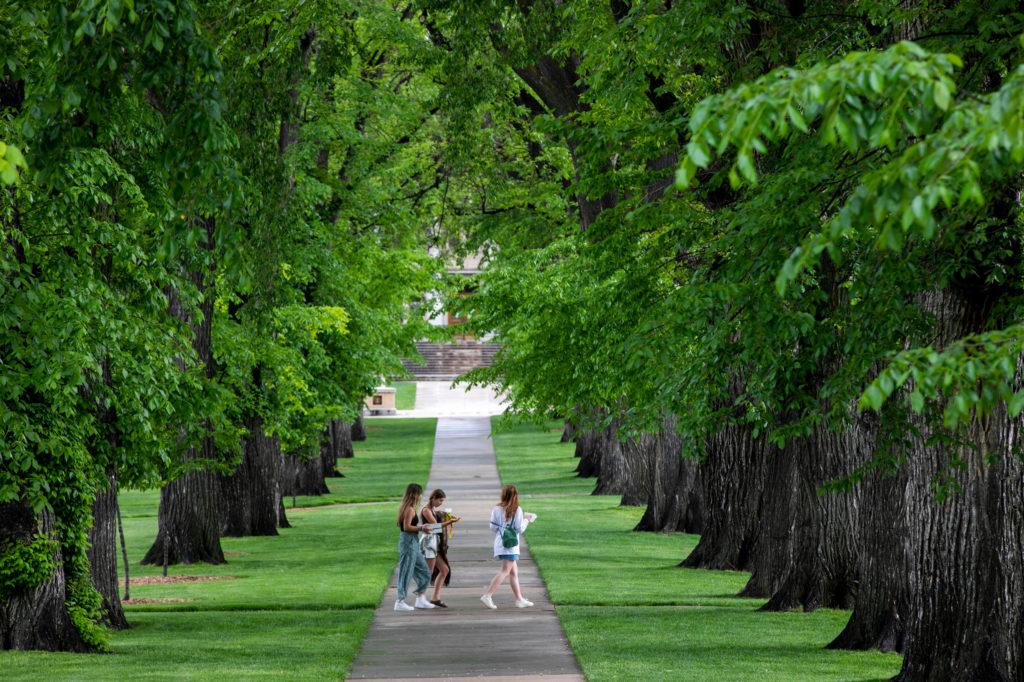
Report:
87,471,128,629
350,412,366,441
220,416,286,537
0,505,88,651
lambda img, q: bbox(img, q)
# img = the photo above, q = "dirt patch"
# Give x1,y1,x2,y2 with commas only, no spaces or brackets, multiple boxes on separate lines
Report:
130,575,236,586
223,551,249,557
123,597,194,605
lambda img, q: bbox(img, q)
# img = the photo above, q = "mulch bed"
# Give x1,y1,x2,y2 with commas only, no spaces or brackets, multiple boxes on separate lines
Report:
129,575,236,586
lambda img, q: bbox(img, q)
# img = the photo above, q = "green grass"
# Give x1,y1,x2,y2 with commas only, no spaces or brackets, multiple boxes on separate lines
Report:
491,420,594,496
394,381,417,410
493,419,903,682
1,418,437,681
288,417,436,508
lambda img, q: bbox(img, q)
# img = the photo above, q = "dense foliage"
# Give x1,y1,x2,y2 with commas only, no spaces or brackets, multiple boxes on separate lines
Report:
1,1,441,649
419,2,1024,680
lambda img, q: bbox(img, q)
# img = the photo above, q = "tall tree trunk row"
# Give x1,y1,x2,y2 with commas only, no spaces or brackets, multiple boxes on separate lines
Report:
87,471,129,629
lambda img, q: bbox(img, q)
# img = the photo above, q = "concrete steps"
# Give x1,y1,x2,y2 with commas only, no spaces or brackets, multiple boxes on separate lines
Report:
401,341,500,381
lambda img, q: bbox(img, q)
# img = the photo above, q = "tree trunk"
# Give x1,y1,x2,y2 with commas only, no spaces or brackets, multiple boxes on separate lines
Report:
142,435,225,565
219,416,284,537
737,442,797,597
761,418,867,611
87,471,128,629
144,224,225,565
619,433,652,506
574,427,602,478
351,412,366,441
894,288,1014,680
321,423,341,478
634,418,704,533
989,397,1024,680
593,421,630,495
0,505,88,652
334,419,354,459
682,419,771,570
830,453,910,652
282,450,329,496
560,420,576,443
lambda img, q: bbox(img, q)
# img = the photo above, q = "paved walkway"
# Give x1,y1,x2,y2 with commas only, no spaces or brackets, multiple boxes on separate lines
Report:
347,417,583,681
394,382,508,418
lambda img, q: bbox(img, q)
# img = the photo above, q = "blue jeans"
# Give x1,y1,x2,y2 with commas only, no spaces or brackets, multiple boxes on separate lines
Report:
396,532,430,600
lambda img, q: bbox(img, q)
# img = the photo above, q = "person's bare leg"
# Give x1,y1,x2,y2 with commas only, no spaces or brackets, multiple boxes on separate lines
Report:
509,560,524,600
432,558,449,601
484,561,513,597
426,557,436,584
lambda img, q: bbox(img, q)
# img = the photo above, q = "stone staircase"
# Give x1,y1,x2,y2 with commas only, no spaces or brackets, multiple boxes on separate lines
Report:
401,340,500,380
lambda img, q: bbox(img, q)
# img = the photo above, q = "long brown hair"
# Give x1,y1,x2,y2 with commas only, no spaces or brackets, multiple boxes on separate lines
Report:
427,489,446,507
398,483,423,526
499,484,519,520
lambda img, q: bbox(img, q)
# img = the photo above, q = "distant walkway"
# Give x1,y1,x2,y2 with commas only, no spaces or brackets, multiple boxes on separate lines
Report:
347,417,583,681
395,381,508,418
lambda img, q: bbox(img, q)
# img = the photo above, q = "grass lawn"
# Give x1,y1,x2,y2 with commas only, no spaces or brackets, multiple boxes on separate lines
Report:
287,417,436,508
493,419,903,682
394,381,417,410
1,418,437,681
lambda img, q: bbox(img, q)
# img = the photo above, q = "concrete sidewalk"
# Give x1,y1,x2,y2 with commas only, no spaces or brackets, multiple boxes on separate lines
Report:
385,381,508,419
347,417,583,681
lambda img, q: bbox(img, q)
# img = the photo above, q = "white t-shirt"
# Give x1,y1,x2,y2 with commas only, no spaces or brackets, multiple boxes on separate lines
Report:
490,506,529,557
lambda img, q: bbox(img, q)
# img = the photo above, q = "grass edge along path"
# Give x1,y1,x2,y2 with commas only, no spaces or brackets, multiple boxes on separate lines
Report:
491,420,903,681
0,418,436,681
394,380,417,410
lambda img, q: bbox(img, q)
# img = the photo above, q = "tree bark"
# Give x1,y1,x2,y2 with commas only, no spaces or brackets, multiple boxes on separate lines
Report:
335,419,354,459
682,419,771,571
634,418,704,533
219,416,284,537
894,288,1014,680
619,433,652,506
737,442,797,597
573,427,602,478
143,223,225,565
87,471,128,629
282,449,330,496
0,505,88,652
830,454,910,652
321,423,342,478
142,434,226,565
761,417,868,612
593,421,630,496
351,412,366,441
560,420,576,443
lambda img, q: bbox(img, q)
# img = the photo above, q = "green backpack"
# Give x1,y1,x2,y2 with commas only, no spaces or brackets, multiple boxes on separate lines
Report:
501,515,518,549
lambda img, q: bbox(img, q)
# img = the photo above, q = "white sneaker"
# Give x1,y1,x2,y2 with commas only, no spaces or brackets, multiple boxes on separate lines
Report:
394,599,415,612
414,595,437,609
515,598,534,608
480,595,497,609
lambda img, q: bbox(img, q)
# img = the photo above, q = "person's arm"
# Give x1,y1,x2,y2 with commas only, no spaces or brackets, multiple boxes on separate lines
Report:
401,507,419,533
489,508,501,534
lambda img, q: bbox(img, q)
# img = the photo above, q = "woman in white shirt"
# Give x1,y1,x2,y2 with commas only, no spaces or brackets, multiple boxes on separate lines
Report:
481,484,537,609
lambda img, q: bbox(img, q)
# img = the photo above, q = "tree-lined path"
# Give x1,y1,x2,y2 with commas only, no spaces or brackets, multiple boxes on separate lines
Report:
348,417,582,681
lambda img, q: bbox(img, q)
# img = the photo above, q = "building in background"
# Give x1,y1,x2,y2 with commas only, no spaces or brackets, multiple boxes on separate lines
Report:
402,247,499,381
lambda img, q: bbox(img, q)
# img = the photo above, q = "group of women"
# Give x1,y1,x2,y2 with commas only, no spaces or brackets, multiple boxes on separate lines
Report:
394,483,536,611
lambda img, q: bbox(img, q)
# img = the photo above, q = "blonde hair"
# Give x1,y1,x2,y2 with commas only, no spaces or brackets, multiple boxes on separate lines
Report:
499,484,519,521
398,483,423,526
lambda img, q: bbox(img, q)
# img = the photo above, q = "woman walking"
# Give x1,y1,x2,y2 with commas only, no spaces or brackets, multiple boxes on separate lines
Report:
481,484,537,609
420,489,457,607
395,483,457,611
